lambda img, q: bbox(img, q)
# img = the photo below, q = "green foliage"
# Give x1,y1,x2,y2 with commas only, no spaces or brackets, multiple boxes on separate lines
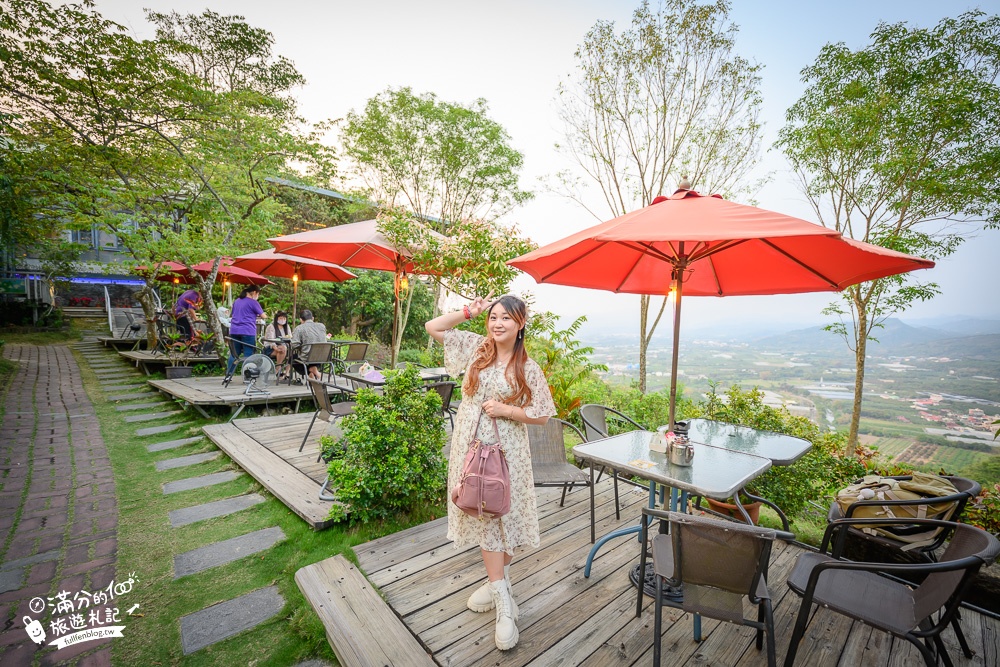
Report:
326,366,447,523
574,379,697,435
324,269,434,348
967,483,1000,534
778,10,1000,449
342,86,532,228
526,315,607,419
701,384,869,518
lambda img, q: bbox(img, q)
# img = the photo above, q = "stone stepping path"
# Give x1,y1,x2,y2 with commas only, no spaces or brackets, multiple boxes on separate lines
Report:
173,526,285,579
124,410,184,423
148,436,204,453
101,383,148,391
155,452,221,471
108,391,155,401
116,401,169,412
163,471,242,494
179,585,284,655
137,422,188,436
169,494,265,528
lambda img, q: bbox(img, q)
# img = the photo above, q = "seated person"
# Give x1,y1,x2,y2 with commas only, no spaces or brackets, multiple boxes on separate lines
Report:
291,309,328,380
263,310,292,375
174,289,203,341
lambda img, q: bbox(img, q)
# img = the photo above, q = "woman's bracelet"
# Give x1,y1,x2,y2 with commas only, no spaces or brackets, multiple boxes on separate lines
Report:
462,304,472,320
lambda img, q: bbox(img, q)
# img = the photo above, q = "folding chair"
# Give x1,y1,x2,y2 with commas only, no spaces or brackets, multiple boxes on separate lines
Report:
638,509,780,667
291,341,335,383
527,418,590,507
334,341,369,374
301,378,356,501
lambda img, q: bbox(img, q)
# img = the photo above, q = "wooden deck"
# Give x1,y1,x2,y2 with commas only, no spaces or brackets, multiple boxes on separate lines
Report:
149,375,326,417
98,336,146,349
119,349,219,375
203,413,342,529
293,479,1000,667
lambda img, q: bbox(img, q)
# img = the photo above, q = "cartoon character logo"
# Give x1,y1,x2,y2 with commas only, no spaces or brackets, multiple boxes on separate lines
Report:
23,616,46,645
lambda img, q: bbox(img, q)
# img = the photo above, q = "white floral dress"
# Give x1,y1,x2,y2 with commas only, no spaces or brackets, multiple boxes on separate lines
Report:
444,329,556,553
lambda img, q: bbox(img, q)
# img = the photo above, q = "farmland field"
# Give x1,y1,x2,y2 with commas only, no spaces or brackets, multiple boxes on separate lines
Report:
869,437,912,460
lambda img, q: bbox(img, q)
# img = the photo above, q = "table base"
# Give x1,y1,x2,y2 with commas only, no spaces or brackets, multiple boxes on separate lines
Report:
629,562,683,602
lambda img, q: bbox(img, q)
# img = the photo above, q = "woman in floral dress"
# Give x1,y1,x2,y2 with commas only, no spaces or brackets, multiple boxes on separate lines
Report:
426,294,555,651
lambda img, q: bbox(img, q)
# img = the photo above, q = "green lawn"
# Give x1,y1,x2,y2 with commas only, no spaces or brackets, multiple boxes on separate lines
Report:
72,349,446,666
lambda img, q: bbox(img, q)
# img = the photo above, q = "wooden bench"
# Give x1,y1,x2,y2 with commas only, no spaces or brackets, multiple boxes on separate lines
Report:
295,554,436,667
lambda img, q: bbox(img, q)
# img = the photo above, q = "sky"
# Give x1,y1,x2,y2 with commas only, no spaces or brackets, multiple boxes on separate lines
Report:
94,0,1000,340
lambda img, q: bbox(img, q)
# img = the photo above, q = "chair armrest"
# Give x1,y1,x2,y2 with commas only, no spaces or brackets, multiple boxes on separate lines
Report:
822,517,963,556
605,406,644,430
553,418,585,442
842,491,971,517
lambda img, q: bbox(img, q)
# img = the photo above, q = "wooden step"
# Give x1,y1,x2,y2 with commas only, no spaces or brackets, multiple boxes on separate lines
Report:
295,554,436,667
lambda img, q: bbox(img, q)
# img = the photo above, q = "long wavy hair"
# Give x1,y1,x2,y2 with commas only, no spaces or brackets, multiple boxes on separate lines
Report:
463,295,532,407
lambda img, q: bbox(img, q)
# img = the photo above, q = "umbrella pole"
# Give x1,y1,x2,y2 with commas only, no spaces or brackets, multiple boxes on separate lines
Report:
668,264,685,430
292,276,298,322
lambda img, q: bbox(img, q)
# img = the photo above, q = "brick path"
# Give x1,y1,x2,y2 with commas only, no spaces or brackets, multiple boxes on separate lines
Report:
0,344,116,667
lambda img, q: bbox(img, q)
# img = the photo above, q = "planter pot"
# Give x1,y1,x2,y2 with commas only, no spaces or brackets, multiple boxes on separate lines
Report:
165,366,193,379
705,497,762,525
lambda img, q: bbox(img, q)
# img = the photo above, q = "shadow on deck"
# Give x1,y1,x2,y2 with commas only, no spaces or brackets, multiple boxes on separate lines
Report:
297,480,999,667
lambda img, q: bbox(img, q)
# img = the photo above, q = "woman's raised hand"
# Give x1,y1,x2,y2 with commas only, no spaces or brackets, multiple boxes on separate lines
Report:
468,295,495,318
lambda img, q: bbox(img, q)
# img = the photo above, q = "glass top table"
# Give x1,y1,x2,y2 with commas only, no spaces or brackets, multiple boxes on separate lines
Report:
573,430,772,502
683,418,812,466
340,366,450,387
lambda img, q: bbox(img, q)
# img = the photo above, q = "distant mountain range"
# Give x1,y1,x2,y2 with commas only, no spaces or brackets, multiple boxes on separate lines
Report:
750,317,1000,358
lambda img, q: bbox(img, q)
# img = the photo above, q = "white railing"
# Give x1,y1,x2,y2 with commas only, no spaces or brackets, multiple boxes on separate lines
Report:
105,286,113,333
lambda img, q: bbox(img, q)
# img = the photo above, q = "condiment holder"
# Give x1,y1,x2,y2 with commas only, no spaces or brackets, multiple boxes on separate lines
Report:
650,426,695,466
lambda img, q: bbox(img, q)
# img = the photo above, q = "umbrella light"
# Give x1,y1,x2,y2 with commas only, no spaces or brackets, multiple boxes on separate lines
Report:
509,188,935,428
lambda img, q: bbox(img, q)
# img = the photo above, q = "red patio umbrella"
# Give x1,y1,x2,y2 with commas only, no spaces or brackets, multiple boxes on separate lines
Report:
508,188,935,427
268,218,446,365
189,259,272,286
232,248,356,320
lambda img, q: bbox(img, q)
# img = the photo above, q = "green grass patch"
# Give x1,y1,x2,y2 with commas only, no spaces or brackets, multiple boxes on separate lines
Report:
72,348,445,666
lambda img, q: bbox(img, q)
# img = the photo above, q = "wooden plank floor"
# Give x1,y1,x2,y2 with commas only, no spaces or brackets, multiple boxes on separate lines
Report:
203,413,340,529
150,375,323,409
98,336,146,349
346,479,999,667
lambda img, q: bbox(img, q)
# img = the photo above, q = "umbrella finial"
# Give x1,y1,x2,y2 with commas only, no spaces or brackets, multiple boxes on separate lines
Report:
676,177,691,191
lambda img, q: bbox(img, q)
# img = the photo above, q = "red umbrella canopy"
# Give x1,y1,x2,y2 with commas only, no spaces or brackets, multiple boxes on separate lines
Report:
231,248,356,282
268,218,443,274
509,188,935,429
133,261,198,284
509,189,935,296
190,259,272,286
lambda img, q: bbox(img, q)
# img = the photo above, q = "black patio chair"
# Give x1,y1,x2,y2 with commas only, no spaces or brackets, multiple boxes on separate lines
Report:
120,311,144,339
424,381,456,428
579,403,646,521
300,378,355,461
638,509,780,667
784,518,1000,667
333,341,369,374
827,475,981,562
291,341,335,383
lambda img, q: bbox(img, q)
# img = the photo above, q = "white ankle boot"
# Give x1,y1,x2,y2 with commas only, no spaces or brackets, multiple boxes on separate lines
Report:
467,565,518,620
489,579,519,650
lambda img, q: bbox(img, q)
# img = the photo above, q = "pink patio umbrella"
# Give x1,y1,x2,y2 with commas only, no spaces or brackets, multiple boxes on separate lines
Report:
232,248,356,321
268,218,445,364
509,188,936,428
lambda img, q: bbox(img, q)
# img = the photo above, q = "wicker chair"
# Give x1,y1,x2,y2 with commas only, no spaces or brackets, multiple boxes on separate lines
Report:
638,509,780,667
784,518,1000,667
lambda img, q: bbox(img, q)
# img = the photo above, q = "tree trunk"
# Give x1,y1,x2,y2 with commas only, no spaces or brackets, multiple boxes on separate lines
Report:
392,282,416,366
638,295,650,393
847,297,869,458
427,280,443,352
136,282,159,350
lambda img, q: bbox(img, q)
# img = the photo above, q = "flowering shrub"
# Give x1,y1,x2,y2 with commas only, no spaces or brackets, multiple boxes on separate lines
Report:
966,484,1000,535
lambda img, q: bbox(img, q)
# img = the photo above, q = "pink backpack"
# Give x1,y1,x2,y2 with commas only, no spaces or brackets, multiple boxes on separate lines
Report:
452,411,511,520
